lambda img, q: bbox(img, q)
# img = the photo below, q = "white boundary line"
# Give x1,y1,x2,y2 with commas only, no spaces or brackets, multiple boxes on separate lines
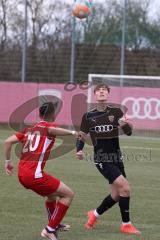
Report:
122,146,160,151
120,135,160,141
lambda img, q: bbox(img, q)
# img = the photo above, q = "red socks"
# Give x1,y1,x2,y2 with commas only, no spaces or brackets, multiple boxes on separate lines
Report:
48,202,69,229
45,201,56,220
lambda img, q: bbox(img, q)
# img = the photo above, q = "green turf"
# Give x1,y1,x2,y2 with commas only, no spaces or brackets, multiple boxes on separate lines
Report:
0,128,160,240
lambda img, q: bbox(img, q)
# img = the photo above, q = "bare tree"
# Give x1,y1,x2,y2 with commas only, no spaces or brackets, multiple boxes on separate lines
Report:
0,0,8,49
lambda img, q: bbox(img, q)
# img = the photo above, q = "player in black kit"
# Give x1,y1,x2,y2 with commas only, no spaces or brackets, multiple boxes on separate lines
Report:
76,83,141,235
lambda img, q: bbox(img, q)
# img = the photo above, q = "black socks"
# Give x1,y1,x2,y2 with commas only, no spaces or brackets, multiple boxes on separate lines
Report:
96,194,117,215
119,196,130,223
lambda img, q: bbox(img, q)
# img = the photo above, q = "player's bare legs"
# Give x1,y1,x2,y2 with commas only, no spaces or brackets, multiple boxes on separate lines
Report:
47,181,74,205
41,181,74,240
110,185,120,201
113,175,130,196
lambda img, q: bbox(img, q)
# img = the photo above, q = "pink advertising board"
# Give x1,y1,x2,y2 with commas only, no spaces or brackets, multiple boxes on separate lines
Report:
0,82,159,129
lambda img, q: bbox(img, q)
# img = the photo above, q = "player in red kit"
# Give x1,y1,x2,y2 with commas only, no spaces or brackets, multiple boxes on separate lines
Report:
4,102,77,240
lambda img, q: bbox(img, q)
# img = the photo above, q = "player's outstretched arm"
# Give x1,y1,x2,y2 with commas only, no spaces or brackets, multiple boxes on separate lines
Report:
118,119,133,136
4,135,19,175
48,127,78,137
76,131,87,160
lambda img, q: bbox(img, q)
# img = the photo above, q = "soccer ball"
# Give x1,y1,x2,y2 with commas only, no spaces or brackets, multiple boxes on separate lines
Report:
72,1,92,19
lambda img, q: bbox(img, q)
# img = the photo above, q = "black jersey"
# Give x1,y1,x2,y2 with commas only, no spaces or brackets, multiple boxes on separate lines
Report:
80,105,130,163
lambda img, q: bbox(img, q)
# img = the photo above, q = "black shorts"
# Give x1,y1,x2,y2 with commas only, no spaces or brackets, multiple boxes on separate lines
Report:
95,162,126,184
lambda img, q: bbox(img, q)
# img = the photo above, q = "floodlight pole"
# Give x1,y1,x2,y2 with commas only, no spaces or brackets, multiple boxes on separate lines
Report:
21,0,27,83
70,0,76,83
120,0,127,87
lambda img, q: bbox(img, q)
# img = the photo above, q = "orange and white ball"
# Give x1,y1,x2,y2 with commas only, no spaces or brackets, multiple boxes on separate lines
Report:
72,2,91,19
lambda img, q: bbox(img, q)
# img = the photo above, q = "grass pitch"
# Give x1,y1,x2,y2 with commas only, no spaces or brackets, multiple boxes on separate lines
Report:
0,128,160,240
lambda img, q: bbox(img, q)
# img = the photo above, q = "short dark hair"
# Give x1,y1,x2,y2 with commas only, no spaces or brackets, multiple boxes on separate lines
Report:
39,102,55,119
94,83,110,94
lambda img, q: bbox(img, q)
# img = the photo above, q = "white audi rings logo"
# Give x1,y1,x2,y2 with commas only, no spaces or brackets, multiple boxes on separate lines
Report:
122,97,160,120
95,125,113,133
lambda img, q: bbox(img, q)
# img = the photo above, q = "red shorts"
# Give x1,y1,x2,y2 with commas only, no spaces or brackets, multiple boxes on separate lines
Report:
18,173,60,197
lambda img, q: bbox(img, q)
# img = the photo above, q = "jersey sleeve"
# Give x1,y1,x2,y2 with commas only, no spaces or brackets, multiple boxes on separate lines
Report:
117,108,124,119
80,113,89,134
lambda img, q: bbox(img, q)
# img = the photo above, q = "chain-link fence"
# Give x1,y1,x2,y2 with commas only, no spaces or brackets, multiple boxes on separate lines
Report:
0,0,160,84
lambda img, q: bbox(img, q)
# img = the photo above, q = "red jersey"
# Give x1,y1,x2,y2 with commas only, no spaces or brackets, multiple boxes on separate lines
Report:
16,121,56,179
